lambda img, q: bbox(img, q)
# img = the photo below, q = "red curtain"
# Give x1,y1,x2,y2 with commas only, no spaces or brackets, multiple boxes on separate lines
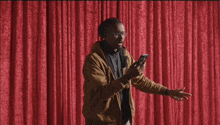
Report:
0,1,219,125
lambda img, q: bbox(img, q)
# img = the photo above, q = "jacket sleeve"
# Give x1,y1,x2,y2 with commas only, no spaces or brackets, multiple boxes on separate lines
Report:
83,54,126,103
128,54,168,95
131,74,167,95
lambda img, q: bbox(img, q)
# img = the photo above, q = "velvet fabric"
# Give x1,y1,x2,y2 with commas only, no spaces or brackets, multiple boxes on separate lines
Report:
0,1,219,125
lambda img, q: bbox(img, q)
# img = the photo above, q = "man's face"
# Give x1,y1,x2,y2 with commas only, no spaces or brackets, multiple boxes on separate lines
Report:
105,23,126,51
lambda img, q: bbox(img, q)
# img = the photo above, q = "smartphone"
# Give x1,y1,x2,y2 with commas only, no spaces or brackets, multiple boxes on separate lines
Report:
138,54,148,65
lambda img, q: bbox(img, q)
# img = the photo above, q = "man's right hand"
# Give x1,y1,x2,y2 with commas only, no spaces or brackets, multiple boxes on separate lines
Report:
126,61,146,80
119,61,146,84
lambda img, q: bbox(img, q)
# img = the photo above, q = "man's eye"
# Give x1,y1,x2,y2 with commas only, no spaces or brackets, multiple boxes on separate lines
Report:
117,33,124,35
114,33,120,36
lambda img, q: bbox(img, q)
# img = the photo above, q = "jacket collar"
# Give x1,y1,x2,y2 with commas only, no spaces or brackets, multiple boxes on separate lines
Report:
91,41,107,61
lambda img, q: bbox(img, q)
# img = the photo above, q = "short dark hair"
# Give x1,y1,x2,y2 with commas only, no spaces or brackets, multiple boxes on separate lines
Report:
98,18,122,39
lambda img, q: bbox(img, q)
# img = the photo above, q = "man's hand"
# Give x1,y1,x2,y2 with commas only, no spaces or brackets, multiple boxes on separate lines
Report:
126,61,146,79
168,87,192,102
119,61,146,84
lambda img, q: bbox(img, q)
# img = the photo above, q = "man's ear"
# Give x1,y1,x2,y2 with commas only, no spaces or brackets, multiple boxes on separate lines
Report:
102,34,107,40
99,33,106,40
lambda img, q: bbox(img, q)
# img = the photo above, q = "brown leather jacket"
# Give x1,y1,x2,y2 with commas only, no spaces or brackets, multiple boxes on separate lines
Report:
83,41,168,125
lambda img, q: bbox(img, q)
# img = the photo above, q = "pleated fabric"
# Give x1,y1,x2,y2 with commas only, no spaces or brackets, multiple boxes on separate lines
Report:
0,1,219,125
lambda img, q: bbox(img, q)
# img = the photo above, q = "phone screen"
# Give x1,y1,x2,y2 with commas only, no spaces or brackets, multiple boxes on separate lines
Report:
138,54,148,64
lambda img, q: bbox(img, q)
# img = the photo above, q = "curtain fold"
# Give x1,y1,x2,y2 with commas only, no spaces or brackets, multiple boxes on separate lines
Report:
0,1,219,125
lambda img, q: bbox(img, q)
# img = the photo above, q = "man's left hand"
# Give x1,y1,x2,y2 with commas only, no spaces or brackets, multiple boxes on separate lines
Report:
168,87,192,102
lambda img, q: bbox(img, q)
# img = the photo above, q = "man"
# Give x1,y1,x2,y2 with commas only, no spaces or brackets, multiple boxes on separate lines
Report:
82,18,191,125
